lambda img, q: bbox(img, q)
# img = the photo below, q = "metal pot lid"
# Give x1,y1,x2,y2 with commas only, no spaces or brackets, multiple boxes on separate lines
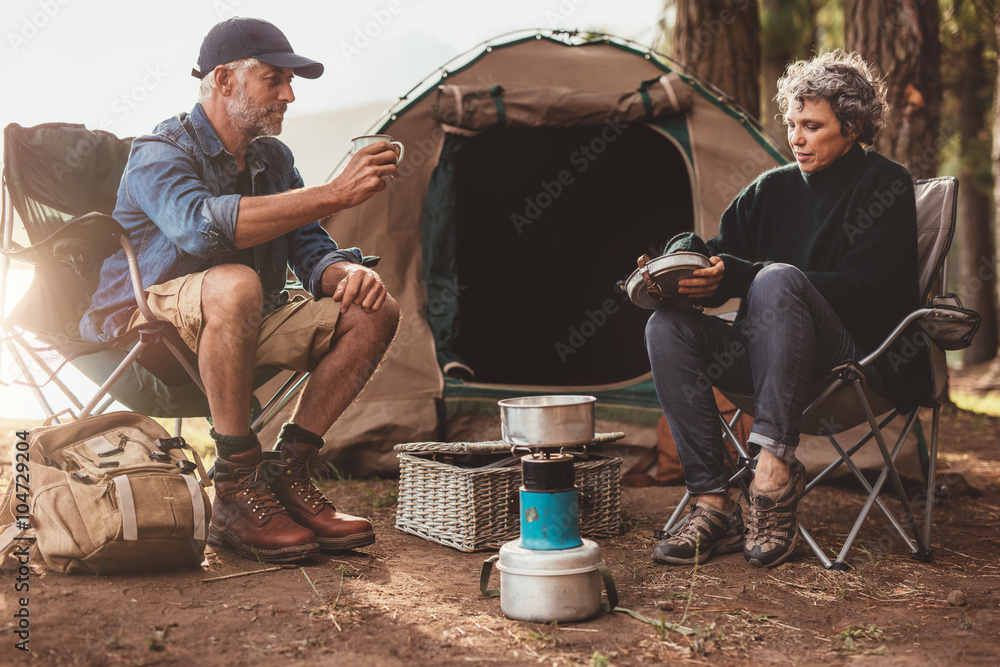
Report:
497,538,603,575
624,251,711,310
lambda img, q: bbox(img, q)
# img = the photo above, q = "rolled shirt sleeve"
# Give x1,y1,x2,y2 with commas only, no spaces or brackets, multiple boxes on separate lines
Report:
120,135,241,257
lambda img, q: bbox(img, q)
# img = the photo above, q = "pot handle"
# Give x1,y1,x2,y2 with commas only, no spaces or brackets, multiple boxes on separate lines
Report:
597,563,620,612
480,554,500,598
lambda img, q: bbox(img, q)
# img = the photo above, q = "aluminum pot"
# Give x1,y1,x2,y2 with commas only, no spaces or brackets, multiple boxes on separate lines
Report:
498,395,596,446
495,539,604,623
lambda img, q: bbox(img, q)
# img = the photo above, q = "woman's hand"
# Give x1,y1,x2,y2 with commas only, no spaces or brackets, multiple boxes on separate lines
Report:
678,256,725,299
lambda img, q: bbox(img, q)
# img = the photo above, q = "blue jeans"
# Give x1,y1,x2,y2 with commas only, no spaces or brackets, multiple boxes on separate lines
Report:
644,264,865,495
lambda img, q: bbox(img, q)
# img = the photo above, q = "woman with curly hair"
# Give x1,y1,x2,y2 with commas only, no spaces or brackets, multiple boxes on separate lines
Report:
645,50,931,568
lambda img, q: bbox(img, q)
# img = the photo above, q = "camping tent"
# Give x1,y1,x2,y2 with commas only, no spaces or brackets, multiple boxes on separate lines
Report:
269,30,791,475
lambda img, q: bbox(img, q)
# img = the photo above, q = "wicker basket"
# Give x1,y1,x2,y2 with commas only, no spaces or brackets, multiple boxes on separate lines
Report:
394,435,624,552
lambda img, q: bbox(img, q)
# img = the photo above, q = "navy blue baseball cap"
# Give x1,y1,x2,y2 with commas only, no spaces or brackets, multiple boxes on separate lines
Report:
192,17,324,79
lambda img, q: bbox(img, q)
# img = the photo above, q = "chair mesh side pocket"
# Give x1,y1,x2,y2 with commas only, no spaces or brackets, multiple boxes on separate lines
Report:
918,294,981,351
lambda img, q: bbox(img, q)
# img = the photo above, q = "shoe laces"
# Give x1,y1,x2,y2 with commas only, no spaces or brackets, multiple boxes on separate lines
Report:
283,458,334,510
236,460,289,520
746,493,793,542
671,504,710,547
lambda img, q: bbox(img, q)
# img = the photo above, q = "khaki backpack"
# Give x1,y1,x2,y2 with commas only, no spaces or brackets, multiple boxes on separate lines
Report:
0,412,212,574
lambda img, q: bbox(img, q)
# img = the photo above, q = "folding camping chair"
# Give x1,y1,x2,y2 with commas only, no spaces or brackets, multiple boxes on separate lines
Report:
658,176,980,570
0,121,308,433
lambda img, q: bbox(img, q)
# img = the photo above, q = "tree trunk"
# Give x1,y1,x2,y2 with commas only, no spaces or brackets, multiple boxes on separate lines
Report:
760,0,811,140
956,32,998,365
982,16,1000,387
843,0,942,179
673,0,761,118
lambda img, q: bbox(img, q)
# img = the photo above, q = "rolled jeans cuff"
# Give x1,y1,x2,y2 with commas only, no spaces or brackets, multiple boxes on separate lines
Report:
685,472,730,497
747,431,797,464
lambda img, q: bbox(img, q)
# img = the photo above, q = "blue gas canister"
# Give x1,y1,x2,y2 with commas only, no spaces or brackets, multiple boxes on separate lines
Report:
518,452,583,550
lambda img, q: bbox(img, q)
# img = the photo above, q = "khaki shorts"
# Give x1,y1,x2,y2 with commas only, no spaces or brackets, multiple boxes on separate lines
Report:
128,270,340,372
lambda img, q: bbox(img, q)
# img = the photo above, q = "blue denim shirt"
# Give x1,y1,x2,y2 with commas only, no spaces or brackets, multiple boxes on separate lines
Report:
80,103,362,343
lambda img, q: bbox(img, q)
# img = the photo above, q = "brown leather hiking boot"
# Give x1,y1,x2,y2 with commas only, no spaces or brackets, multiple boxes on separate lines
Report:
208,449,320,563
271,443,376,552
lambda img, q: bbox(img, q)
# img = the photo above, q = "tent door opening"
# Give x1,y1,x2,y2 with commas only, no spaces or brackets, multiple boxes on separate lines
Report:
437,123,694,386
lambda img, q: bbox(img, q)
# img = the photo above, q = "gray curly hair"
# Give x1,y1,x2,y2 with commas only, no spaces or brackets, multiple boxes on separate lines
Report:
775,50,888,146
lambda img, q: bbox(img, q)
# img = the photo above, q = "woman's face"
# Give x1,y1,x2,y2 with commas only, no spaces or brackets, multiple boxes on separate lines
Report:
784,97,858,173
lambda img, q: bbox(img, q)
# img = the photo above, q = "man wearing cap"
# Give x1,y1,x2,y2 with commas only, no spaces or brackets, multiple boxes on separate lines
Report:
82,17,402,563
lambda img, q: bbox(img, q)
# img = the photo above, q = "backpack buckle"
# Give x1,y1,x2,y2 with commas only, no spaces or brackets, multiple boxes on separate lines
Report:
155,437,188,452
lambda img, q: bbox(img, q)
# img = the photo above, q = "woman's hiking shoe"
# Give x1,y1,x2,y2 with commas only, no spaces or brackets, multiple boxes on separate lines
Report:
652,501,744,565
744,459,806,568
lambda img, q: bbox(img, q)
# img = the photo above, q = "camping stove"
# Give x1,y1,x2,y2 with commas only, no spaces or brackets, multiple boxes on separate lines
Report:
490,449,607,623
518,452,582,549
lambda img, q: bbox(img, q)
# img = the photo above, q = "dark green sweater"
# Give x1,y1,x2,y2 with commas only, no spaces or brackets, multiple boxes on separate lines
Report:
665,143,932,410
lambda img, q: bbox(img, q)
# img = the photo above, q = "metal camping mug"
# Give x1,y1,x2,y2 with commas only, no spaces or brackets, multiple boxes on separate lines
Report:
351,134,405,165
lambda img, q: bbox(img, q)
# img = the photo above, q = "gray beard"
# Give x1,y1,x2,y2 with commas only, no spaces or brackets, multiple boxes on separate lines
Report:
228,84,284,141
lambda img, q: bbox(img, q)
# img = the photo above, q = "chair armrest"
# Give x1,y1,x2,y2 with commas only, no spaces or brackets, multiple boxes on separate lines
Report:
114,229,159,324
857,308,934,368
0,212,124,275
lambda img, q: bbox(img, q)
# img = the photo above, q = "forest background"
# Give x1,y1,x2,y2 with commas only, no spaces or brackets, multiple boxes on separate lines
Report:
659,0,999,410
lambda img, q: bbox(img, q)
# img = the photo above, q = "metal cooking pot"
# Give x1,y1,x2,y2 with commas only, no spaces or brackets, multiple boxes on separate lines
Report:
498,395,596,446
624,251,711,309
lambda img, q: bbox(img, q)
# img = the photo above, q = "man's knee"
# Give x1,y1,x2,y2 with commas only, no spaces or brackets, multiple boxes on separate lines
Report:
334,292,400,347
368,293,401,347
203,264,264,317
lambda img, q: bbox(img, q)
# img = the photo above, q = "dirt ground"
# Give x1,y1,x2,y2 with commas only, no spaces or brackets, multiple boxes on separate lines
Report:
1,392,998,666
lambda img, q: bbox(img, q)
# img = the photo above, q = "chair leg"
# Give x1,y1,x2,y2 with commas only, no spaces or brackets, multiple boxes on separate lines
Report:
851,382,927,555
923,405,940,551
79,340,149,418
825,411,923,553
3,330,76,417
93,395,117,416
659,409,754,537
804,410,898,493
660,490,692,535
798,523,838,569
834,382,928,565
251,371,308,433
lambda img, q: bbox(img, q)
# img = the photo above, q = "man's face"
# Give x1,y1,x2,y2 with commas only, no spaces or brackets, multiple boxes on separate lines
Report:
228,64,295,140
784,97,857,173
